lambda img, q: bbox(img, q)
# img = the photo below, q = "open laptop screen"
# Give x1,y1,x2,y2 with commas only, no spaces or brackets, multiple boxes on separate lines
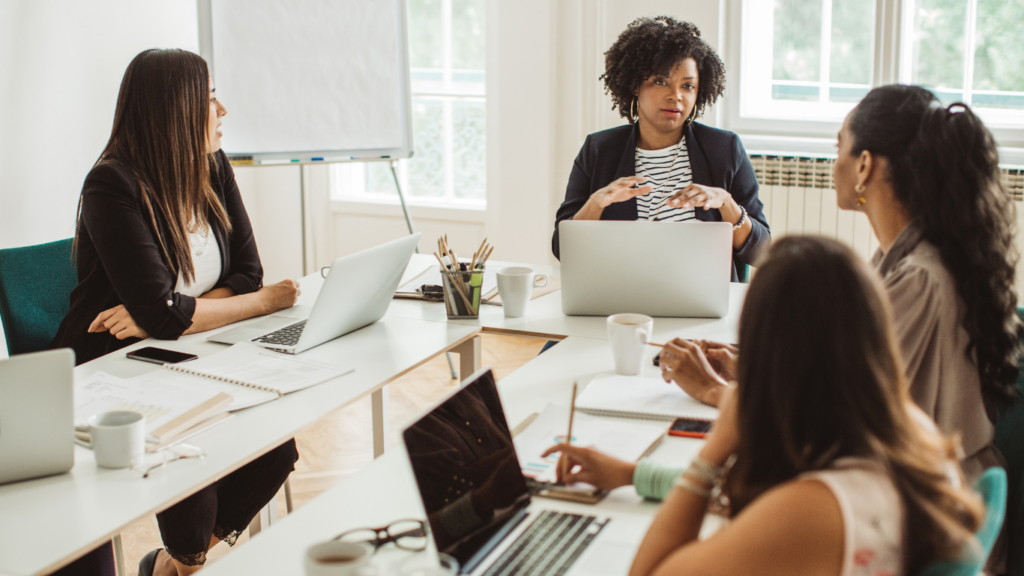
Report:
403,369,530,568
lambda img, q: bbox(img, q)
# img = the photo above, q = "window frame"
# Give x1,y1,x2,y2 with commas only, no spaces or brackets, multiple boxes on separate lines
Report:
723,0,1024,150
331,0,487,208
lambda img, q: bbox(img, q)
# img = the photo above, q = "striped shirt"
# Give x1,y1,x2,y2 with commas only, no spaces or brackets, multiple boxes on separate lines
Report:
634,140,695,222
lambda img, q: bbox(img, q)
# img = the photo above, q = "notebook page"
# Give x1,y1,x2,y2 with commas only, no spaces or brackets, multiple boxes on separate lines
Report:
575,375,720,421
180,343,353,394
128,369,275,411
514,403,667,484
74,371,228,432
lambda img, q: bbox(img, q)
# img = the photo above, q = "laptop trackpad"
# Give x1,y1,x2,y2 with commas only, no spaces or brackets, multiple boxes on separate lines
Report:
207,315,303,345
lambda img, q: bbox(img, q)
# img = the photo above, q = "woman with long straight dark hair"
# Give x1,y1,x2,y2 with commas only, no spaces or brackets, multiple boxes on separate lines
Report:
51,49,299,576
624,236,983,576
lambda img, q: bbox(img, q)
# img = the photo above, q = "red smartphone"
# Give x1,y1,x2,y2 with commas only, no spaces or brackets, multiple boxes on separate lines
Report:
668,417,712,439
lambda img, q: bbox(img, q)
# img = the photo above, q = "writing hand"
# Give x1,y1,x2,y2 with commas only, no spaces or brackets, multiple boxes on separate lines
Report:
540,444,635,490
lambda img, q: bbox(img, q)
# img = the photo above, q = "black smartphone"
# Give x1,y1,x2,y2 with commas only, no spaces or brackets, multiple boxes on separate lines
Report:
668,417,713,439
126,347,198,365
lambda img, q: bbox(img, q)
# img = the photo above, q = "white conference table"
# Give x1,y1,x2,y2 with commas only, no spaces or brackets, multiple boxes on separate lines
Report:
200,336,713,575
390,254,746,344
0,280,483,576
0,256,745,575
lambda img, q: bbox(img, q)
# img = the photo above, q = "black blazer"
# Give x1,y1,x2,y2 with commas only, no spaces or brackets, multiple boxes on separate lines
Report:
52,150,264,365
552,122,770,281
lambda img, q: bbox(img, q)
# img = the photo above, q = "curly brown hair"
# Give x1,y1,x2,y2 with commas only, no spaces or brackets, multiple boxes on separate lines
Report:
601,16,726,123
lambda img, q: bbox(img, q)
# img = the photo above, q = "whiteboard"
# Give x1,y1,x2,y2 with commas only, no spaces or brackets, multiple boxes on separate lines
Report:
198,0,414,164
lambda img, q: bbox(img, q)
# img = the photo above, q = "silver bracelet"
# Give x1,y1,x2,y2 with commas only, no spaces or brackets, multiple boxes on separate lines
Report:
673,475,712,499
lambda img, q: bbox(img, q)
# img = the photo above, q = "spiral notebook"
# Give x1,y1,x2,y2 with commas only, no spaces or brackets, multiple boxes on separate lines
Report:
129,343,354,411
575,375,720,422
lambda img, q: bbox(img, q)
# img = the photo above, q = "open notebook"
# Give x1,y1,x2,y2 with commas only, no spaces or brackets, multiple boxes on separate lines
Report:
575,375,720,422
134,343,354,411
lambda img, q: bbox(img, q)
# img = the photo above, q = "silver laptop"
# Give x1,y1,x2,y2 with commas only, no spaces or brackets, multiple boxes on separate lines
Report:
0,349,75,484
403,367,651,576
559,220,732,317
208,233,421,354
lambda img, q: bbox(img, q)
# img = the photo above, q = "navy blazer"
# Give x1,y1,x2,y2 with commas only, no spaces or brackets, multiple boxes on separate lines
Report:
552,122,770,281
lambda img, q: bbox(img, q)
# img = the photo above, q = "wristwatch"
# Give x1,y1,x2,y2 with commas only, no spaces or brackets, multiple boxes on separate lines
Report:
732,205,747,230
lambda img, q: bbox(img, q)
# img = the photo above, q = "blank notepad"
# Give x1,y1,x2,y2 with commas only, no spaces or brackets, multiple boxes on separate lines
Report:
575,375,719,422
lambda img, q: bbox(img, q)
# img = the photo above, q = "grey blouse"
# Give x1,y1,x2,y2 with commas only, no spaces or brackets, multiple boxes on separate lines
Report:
872,222,1001,477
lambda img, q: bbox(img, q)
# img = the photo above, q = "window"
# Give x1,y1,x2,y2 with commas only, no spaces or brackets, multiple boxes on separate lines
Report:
332,0,486,207
902,0,1024,128
739,0,875,122
732,0,1024,138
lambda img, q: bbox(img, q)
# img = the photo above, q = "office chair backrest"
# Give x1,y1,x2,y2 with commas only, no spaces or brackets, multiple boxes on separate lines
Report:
994,306,1024,575
918,467,1007,576
0,239,77,355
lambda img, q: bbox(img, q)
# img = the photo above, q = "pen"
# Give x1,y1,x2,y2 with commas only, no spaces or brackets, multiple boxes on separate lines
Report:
561,381,577,480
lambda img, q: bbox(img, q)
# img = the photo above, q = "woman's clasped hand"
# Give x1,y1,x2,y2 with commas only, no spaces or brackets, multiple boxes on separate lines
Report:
659,339,736,407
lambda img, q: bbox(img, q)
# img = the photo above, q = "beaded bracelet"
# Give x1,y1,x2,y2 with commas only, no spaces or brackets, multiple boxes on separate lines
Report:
673,475,712,499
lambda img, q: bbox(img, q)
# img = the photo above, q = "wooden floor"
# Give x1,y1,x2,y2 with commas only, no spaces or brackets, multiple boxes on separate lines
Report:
116,334,547,575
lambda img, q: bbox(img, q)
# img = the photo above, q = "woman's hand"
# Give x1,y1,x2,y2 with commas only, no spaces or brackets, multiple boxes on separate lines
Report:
665,183,734,212
699,386,740,467
660,338,730,407
698,340,739,382
540,444,636,490
88,305,150,340
257,279,301,314
574,177,653,221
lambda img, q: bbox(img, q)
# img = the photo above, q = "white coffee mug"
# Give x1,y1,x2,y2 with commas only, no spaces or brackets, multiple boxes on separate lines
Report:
607,313,654,376
86,411,146,469
496,267,549,318
304,541,371,576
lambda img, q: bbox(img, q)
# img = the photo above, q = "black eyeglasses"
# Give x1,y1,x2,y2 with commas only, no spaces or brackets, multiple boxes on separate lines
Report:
333,519,428,553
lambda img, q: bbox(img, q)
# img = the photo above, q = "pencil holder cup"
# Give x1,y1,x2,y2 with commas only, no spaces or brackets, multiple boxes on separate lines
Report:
441,269,483,319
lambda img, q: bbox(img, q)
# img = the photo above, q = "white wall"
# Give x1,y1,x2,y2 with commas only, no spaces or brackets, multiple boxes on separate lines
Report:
0,1,199,250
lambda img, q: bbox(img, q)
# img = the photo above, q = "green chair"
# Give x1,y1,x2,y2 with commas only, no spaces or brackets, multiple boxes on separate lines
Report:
919,467,1007,576
0,238,77,355
993,307,1024,575
737,263,751,284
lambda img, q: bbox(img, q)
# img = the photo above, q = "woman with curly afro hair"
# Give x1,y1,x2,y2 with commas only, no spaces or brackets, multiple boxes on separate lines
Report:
551,16,770,281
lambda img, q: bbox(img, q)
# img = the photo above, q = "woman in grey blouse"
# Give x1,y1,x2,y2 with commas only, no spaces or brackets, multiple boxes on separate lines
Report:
547,85,1022,500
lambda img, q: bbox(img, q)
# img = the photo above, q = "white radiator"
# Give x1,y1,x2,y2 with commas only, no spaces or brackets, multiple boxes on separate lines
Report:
749,155,1024,266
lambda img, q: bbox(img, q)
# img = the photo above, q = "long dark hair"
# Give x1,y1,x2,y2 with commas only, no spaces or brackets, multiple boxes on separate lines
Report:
727,236,983,575
75,48,231,284
848,84,1021,415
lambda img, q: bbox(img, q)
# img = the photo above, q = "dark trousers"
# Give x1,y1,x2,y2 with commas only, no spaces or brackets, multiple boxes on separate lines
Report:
157,439,298,566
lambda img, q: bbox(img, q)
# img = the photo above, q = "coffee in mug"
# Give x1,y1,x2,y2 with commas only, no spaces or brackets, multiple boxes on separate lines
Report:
304,541,370,576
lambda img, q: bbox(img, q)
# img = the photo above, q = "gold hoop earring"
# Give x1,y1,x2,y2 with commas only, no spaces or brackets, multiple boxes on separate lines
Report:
855,184,867,205
630,97,638,122
683,106,698,127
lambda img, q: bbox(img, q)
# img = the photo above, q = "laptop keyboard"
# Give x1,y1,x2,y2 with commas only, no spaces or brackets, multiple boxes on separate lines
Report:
253,320,306,347
482,510,607,576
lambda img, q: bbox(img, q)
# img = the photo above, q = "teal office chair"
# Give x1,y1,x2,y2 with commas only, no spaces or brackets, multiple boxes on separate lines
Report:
0,238,77,355
737,263,751,283
918,467,1007,576
993,306,1024,575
